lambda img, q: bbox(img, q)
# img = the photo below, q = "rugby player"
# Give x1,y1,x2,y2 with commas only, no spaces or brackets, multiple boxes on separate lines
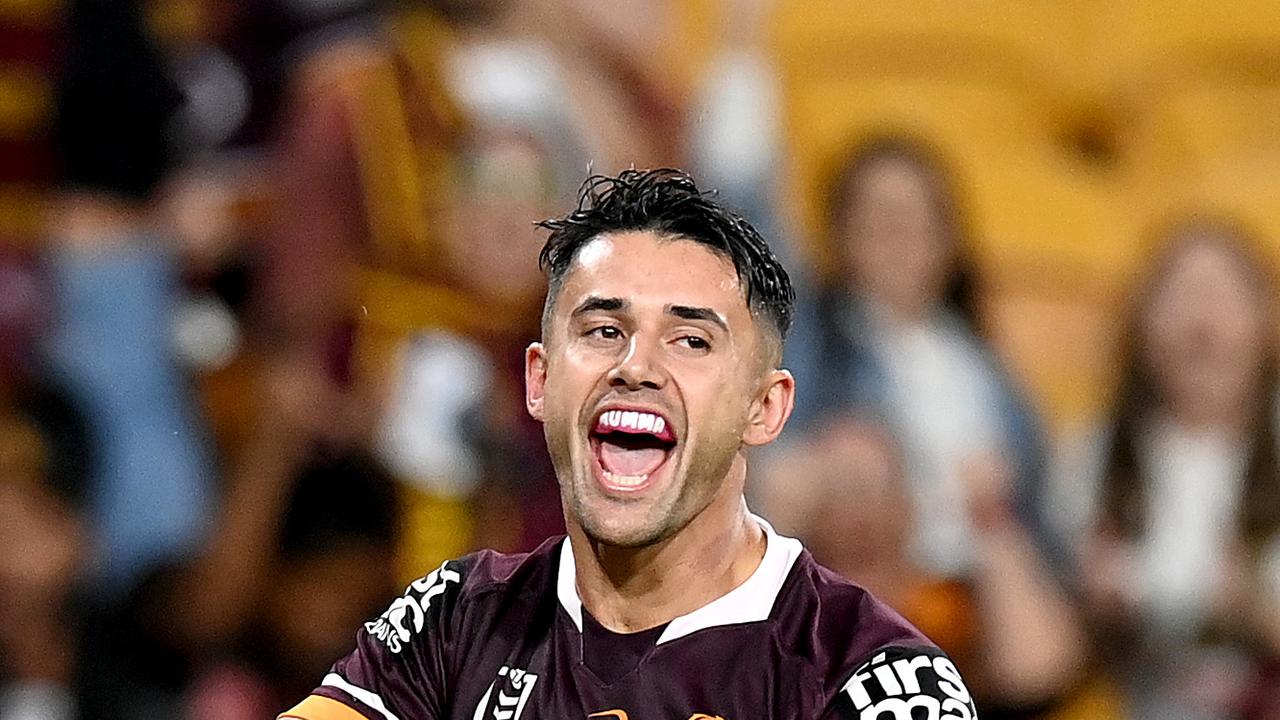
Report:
280,169,977,719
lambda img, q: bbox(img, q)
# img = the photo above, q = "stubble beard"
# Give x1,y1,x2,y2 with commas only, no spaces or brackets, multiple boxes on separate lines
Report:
549,420,744,550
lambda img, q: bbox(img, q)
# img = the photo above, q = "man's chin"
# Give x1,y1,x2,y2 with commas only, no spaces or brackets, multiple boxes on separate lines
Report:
574,504,669,549
586,531,660,550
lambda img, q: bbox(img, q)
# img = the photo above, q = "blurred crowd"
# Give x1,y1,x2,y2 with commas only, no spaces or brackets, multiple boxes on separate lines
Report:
2,0,1280,718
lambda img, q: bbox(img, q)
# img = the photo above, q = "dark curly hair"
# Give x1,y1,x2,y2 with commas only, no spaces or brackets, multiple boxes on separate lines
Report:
536,168,795,347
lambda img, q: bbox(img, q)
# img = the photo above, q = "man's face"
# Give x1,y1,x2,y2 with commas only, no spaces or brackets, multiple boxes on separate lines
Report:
525,231,793,547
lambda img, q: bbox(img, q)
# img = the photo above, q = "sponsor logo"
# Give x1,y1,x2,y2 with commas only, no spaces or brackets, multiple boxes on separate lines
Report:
842,651,975,720
473,666,539,720
364,562,461,653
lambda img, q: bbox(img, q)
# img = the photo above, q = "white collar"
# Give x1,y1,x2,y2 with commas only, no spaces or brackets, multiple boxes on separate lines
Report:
556,514,804,644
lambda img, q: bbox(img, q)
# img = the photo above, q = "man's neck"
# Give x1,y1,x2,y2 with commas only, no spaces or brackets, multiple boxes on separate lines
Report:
568,481,767,634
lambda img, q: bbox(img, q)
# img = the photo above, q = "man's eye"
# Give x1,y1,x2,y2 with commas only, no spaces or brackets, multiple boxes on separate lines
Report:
679,336,710,350
587,325,622,340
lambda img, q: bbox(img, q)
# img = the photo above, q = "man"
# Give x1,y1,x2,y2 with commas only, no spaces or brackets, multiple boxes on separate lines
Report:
280,169,977,720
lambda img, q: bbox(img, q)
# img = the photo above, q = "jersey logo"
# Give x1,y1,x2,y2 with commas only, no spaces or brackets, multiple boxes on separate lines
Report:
841,649,976,720
364,561,461,654
472,665,538,720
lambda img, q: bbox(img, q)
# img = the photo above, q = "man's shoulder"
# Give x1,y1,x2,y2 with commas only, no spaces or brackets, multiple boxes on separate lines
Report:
455,535,564,597
362,537,564,655
829,644,977,719
774,552,932,663
773,554,977,718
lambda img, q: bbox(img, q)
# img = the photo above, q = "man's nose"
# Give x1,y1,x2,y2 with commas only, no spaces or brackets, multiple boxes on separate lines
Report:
606,334,666,391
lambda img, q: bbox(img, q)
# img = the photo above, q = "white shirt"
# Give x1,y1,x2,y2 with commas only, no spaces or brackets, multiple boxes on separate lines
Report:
1050,418,1249,637
1136,421,1247,637
860,305,1007,576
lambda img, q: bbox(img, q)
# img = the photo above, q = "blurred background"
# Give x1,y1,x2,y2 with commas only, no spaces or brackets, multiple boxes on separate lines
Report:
3,0,1280,717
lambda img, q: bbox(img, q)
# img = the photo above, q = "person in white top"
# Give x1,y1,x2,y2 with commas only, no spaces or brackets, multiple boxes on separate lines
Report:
1065,216,1280,719
785,135,1054,578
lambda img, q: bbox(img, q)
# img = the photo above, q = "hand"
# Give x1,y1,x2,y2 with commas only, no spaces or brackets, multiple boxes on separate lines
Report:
158,166,244,275
257,354,337,438
237,350,347,476
0,482,83,681
958,450,1017,532
0,483,83,618
1079,533,1142,624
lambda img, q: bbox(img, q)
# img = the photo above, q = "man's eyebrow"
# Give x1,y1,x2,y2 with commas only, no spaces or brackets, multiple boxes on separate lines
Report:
571,296,627,317
667,304,729,333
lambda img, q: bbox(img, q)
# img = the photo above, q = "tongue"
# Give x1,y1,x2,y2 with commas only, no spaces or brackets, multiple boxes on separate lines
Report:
599,440,667,477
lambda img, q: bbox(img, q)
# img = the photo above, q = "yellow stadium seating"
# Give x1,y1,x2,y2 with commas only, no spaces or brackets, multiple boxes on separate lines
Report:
772,65,1139,285
1090,0,1280,87
768,0,1280,426
770,0,1087,90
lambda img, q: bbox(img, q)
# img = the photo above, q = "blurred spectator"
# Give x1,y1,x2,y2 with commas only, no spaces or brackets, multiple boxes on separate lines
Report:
52,0,182,202
440,0,789,180
1052,217,1280,719
442,0,685,169
250,0,472,580
373,127,566,569
437,1,590,175
443,0,793,258
254,0,577,568
786,135,1054,578
753,414,1088,716
0,381,91,720
182,452,400,720
77,359,400,720
687,0,788,259
44,225,218,594
45,0,215,593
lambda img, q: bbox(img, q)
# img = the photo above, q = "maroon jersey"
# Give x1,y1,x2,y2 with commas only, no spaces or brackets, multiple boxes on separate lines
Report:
282,520,977,720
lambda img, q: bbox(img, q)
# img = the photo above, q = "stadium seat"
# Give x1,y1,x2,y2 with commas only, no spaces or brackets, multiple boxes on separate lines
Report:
770,0,1087,91
1131,83,1280,186
1090,0,1280,86
773,73,1137,278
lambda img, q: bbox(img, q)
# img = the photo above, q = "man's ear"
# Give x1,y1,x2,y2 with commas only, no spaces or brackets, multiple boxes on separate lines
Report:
525,342,548,421
742,368,795,447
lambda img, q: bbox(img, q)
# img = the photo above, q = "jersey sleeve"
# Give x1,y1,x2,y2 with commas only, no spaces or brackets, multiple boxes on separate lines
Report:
821,645,979,720
280,560,466,720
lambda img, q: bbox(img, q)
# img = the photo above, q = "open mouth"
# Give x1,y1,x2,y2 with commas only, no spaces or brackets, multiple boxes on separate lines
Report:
589,408,678,492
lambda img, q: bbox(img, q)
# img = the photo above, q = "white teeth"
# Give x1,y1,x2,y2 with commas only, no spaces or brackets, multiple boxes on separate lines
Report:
597,410,667,434
603,470,648,487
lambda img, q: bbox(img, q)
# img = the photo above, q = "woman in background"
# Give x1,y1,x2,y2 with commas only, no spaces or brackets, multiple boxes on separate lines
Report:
1064,218,1280,719
786,135,1053,578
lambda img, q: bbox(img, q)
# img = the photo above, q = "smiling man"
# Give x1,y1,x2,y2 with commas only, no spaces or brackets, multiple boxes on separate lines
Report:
280,169,976,720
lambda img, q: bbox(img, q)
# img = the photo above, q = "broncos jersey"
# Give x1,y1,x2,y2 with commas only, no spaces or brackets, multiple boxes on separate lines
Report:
280,520,978,720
